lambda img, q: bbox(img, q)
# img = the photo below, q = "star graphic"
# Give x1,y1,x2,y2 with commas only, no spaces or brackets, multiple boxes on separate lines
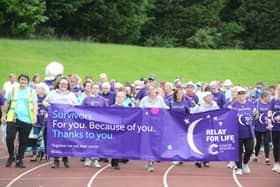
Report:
184,118,190,124
206,114,211,119
218,122,223,126
213,116,218,121
145,112,149,115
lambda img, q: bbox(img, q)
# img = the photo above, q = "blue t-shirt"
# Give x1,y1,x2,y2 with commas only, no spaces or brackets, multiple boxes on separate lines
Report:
254,99,270,132
6,87,37,124
230,100,255,138
269,98,280,131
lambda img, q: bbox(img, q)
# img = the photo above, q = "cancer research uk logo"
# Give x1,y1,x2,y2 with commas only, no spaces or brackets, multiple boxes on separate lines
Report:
184,114,236,156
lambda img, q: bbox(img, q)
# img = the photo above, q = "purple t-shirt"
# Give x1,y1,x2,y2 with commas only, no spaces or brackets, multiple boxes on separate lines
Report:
269,98,280,131
135,87,147,101
81,95,109,107
37,95,47,127
254,99,270,132
164,93,173,106
212,91,226,109
44,80,53,90
72,86,83,94
169,99,190,114
230,100,255,138
0,94,5,106
100,92,116,106
185,94,199,107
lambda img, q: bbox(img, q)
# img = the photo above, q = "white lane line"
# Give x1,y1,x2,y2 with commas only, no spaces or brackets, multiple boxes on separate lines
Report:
232,169,243,187
0,156,8,159
87,164,110,187
6,161,52,187
163,164,177,187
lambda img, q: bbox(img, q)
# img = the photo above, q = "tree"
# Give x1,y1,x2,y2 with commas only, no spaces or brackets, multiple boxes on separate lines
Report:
0,0,47,37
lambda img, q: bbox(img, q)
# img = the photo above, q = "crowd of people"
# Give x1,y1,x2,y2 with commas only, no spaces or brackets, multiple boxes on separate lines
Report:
0,62,280,175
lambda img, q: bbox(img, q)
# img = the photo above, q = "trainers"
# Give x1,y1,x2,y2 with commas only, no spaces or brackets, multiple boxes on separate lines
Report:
203,162,210,167
51,160,59,168
15,160,26,168
63,159,70,168
146,161,154,172
84,158,92,167
243,164,251,173
5,157,15,167
272,163,280,172
227,161,236,169
93,159,101,168
112,165,120,170
235,168,243,175
172,161,183,165
195,162,202,168
264,159,271,165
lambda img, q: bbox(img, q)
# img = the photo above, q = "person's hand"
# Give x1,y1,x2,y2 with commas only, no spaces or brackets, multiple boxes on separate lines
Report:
1,116,6,124
275,116,280,122
267,123,273,130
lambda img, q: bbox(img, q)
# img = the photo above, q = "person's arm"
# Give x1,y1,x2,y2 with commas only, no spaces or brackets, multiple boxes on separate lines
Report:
1,99,10,124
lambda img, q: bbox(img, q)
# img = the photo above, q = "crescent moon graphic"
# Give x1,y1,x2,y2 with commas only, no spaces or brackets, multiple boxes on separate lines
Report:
238,114,246,126
272,112,280,124
209,144,219,155
259,113,265,125
187,118,204,155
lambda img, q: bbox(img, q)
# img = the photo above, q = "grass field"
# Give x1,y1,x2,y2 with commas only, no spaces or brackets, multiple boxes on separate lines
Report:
0,38,279,87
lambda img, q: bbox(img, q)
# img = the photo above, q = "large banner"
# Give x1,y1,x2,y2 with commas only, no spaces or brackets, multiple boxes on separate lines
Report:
47,104,238,161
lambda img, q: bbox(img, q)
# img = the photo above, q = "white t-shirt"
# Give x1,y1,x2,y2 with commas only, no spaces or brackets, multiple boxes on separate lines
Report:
3,81,19,95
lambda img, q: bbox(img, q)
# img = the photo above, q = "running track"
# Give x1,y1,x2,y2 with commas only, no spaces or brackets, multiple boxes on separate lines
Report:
0,142,279,187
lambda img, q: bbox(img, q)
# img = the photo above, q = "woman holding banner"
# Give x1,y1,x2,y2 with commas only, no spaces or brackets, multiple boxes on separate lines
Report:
192,91,219,168
139,84,168,172
81,83,109,168
267,83,280,174
228,86,256,175
43,77,78,168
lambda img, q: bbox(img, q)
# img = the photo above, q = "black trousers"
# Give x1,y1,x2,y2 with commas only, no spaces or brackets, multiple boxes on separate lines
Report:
6,120,32,161
236,138,254,169
272,131,280,162
255,131,271,158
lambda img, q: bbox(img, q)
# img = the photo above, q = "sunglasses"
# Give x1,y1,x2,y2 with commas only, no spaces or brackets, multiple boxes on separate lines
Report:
238,91,246,95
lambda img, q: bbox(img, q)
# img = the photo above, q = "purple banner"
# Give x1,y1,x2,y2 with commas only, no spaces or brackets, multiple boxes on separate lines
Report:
47,104,238,161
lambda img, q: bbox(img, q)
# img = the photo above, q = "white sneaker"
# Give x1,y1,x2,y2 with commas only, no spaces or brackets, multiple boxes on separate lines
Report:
172,161,183,165
243,164,251,173
227,161,236,169
84,158,92,166
93,159,101,168
272,163,280,172
146,161,154,172
235,168,243,175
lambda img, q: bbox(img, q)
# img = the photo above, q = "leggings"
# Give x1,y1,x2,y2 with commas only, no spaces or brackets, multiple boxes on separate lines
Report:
255,131,271,158
236,138,254,169
272,131,280,162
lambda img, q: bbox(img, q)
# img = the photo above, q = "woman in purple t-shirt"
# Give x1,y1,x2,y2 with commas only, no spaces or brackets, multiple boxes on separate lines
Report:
228,86,256,175
253,90,271,165
267,84,280,174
